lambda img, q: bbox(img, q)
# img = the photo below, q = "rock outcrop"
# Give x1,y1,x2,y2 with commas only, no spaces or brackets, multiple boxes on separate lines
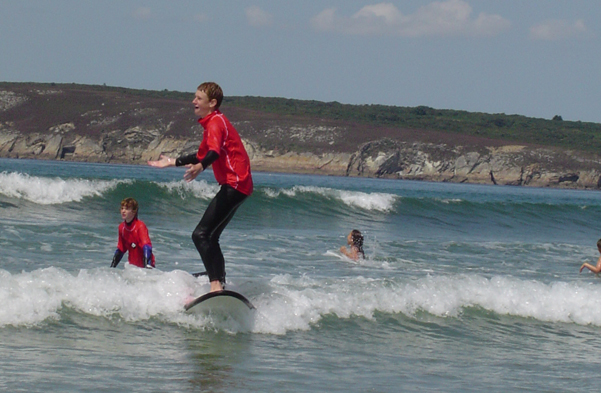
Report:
2,83,601,189
345,140,601,188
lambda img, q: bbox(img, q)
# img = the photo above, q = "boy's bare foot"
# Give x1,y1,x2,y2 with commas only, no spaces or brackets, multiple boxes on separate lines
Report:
209,280,224,293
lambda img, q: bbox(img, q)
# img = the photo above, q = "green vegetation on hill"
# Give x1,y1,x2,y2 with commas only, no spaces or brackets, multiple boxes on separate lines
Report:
4,82,601,153
226,96,601,153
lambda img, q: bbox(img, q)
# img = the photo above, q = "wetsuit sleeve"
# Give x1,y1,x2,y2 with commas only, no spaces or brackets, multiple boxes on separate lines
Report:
175,153,200,167
111,249,124,268
113,224,126,267
137,221,154,268
142,245,154,268
200,150,219,170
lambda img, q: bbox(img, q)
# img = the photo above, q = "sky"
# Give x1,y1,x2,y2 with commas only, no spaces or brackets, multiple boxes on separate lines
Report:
1,0,600,123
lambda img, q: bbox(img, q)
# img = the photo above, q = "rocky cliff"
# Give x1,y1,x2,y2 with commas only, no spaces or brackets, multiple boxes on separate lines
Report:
2,83,601,189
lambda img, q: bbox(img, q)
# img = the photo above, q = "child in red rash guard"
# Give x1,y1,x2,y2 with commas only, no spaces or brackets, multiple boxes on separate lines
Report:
110,197,155,269
148,82,252,293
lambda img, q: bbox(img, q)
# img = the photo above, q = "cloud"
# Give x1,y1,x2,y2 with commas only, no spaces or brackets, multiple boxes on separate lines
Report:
529,19,587,41
246,6,273,28
311,0,510,37
133,7,152,20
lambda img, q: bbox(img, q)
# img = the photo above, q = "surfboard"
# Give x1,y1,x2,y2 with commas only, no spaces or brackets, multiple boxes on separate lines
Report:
184,289,255,311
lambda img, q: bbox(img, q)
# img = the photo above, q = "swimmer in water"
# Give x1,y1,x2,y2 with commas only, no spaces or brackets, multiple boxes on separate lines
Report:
580,239,601,274
340,229,365,261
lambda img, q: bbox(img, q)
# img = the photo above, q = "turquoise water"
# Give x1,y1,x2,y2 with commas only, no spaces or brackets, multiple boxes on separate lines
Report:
2,157,601,392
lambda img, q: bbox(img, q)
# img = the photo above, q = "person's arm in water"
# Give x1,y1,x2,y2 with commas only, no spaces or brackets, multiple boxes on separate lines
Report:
580,255,601,273
111,249,125,268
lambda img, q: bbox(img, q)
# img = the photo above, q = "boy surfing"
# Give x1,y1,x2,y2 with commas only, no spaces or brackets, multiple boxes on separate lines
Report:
148,82,252,293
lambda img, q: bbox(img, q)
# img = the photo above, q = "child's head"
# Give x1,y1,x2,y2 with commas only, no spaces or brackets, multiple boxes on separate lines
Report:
197,82,223,109
121,197,139,212
349,229,365,257
350,229,363,248
597,238,601,251
120,197,139,222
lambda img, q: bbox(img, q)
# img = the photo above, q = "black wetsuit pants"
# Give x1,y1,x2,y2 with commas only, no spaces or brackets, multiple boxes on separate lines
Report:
191,184,248,284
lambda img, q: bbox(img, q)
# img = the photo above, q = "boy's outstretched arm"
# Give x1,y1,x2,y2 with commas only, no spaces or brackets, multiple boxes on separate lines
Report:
183,150,218,182
148,154,176,168
184,163,204,182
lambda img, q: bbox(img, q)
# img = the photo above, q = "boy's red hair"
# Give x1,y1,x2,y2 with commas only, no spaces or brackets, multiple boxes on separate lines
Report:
198,82,224,108
120,197,138,213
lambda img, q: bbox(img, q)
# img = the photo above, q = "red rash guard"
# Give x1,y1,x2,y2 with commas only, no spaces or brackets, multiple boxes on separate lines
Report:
117,217,155,268
196,110,253,196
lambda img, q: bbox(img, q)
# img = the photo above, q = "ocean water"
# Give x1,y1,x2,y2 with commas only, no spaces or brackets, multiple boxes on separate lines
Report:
2,157,601,392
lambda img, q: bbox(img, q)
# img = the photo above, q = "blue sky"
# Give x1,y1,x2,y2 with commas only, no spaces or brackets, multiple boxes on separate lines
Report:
1,1,600,123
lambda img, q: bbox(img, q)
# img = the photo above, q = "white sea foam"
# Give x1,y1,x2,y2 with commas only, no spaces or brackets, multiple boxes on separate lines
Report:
338,190,397,211
0,266,196,327
324,250,393,270
250,273,601,334
0,265,255,332
262,188,280,198
5,267,599,334
0,171,125,204
264,185,397,212
438,198,464,204
157,180,219,200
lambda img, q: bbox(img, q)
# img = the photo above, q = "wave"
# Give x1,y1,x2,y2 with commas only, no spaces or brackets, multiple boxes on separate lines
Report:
155,179,220,200
0,171,222,206
3,170,600,227
0,171,128,205
3,267,601,334
0,266,196,327
261,185,398,212
254,273,601,333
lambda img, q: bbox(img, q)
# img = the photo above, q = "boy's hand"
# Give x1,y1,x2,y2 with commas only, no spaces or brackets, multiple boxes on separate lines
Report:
148,154,175,168
184,163,204,182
